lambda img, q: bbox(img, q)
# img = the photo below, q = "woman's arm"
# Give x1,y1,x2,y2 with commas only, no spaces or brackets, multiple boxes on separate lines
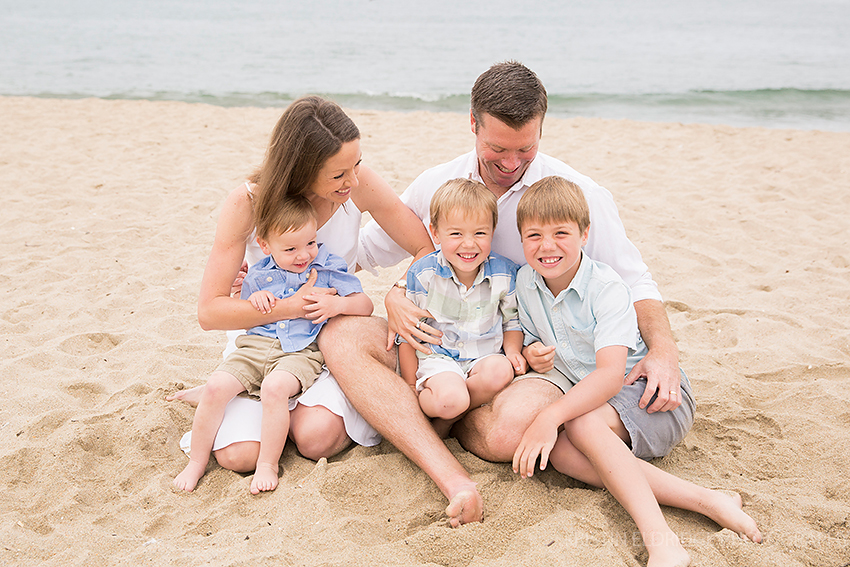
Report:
351,165,440,351
197,184,315,331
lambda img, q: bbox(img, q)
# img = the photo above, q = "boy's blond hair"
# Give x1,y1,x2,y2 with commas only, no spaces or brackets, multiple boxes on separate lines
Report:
256,195,317,240
430,178,498,229
516,176,590,234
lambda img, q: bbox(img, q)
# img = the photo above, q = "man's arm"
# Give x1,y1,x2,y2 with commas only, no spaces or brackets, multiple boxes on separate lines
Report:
627,299,682,413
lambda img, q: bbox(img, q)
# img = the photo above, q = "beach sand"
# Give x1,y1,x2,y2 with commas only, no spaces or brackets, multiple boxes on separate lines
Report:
1,96,848,566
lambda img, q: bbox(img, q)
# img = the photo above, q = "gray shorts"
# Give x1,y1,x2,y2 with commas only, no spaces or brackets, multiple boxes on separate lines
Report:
516,368,695,460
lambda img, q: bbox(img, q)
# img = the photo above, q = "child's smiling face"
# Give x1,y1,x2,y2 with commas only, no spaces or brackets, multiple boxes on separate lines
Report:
257,218,319,273
520,218,589,294
430,209,494,287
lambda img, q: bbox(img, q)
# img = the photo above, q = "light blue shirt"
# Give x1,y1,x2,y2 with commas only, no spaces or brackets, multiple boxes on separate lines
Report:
241,244,363,352
406,250,521,361
516,252,647,384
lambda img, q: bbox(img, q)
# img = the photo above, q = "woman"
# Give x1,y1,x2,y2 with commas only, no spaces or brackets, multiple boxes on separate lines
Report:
169,96,434,476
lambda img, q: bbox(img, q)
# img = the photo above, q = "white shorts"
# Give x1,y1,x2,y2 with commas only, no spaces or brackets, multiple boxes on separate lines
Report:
414,353,503,392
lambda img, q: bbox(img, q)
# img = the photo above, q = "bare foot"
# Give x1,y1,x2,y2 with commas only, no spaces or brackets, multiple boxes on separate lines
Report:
645,532,691,567
166,385,205,407
250,462,280,494
703,491,763,543
445,485,483,528
174,460,206,492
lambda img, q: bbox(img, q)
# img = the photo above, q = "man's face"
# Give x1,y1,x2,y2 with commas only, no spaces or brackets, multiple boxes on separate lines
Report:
472,112,542,193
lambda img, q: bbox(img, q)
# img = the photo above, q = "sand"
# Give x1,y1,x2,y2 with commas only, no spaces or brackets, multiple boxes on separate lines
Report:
1,96,848,566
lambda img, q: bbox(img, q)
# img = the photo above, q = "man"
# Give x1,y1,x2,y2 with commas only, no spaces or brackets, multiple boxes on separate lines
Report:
319,61,682,526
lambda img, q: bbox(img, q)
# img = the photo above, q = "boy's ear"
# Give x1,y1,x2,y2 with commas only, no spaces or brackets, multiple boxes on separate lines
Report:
581,224,590,246
429,223,440,245
257,236,271,255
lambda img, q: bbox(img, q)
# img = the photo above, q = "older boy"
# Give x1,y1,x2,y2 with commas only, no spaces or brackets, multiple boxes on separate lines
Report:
512,176,760,566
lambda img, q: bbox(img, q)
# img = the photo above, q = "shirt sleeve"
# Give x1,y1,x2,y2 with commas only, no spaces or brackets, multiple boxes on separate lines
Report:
357,169,436,273
516,274,543,347
582,184,662,303
321,254,364,297
591,281,639,352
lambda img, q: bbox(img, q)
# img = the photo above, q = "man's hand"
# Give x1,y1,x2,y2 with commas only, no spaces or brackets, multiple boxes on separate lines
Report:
384,284,441,352
625,344,681,413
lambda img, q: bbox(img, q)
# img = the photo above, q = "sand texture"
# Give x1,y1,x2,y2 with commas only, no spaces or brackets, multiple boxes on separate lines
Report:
1,96,849,566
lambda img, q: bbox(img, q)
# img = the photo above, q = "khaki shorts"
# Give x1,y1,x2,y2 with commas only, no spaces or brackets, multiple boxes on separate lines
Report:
217,334,324,399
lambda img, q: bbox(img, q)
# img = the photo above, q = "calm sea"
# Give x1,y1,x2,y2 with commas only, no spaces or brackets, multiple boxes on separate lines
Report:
2,0,849,131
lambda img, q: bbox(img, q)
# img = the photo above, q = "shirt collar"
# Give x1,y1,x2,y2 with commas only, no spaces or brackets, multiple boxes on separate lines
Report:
435,249,492,287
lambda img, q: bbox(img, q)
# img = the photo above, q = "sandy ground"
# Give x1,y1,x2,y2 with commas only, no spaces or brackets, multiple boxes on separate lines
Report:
1,96,848,566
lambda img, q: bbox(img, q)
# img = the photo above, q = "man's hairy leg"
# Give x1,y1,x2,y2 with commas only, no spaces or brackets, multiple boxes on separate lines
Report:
454,377,563,462
319,315,483,527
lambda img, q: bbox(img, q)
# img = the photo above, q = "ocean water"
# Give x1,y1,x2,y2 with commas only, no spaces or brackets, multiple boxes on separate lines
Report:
2,0,849,131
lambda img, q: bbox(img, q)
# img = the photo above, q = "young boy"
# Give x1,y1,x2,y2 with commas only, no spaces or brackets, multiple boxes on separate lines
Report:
511,176,760,566
398,178,526,432
174,197,373,494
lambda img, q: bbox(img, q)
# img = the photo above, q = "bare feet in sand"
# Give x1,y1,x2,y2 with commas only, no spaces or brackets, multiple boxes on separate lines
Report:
645,532,691,567
445,485,483,528
174,459,207,492
250,462,280,494
704,491,763,543
166,385,205,407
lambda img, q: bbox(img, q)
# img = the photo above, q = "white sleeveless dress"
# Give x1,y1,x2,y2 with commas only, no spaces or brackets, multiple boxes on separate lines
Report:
180,191,381,453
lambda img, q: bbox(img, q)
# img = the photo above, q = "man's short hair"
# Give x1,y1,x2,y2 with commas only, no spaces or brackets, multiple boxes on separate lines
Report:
430,178,498,230
471,61,547,131
516,176,590,234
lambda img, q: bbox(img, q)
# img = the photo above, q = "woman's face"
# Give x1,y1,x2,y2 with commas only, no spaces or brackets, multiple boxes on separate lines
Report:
310,139,362,204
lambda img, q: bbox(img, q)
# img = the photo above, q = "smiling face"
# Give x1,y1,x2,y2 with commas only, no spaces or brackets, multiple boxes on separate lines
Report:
430,209,494,288
257,217,319,274
472,112,541,196
309,139,362,205
520,218,589,296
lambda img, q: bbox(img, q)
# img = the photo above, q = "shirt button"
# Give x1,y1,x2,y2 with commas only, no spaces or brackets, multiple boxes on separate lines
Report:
561,342,568,347
278,322,286,328
458,342,464,348
266,277,273,282
287,288,294,293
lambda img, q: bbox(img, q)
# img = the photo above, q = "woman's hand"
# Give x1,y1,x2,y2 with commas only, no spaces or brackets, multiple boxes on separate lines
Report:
384,285,441,352
522,341,556,374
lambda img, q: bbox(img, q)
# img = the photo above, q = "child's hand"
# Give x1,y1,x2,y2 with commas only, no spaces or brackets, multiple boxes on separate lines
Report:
507,351,528,376
522,342,556,374
512,412,559,479
248,290,277,314
302,292,342,324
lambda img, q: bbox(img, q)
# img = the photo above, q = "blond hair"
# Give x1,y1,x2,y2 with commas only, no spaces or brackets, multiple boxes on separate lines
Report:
256,195,317,240
516,176,590,233
430,178,498,229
